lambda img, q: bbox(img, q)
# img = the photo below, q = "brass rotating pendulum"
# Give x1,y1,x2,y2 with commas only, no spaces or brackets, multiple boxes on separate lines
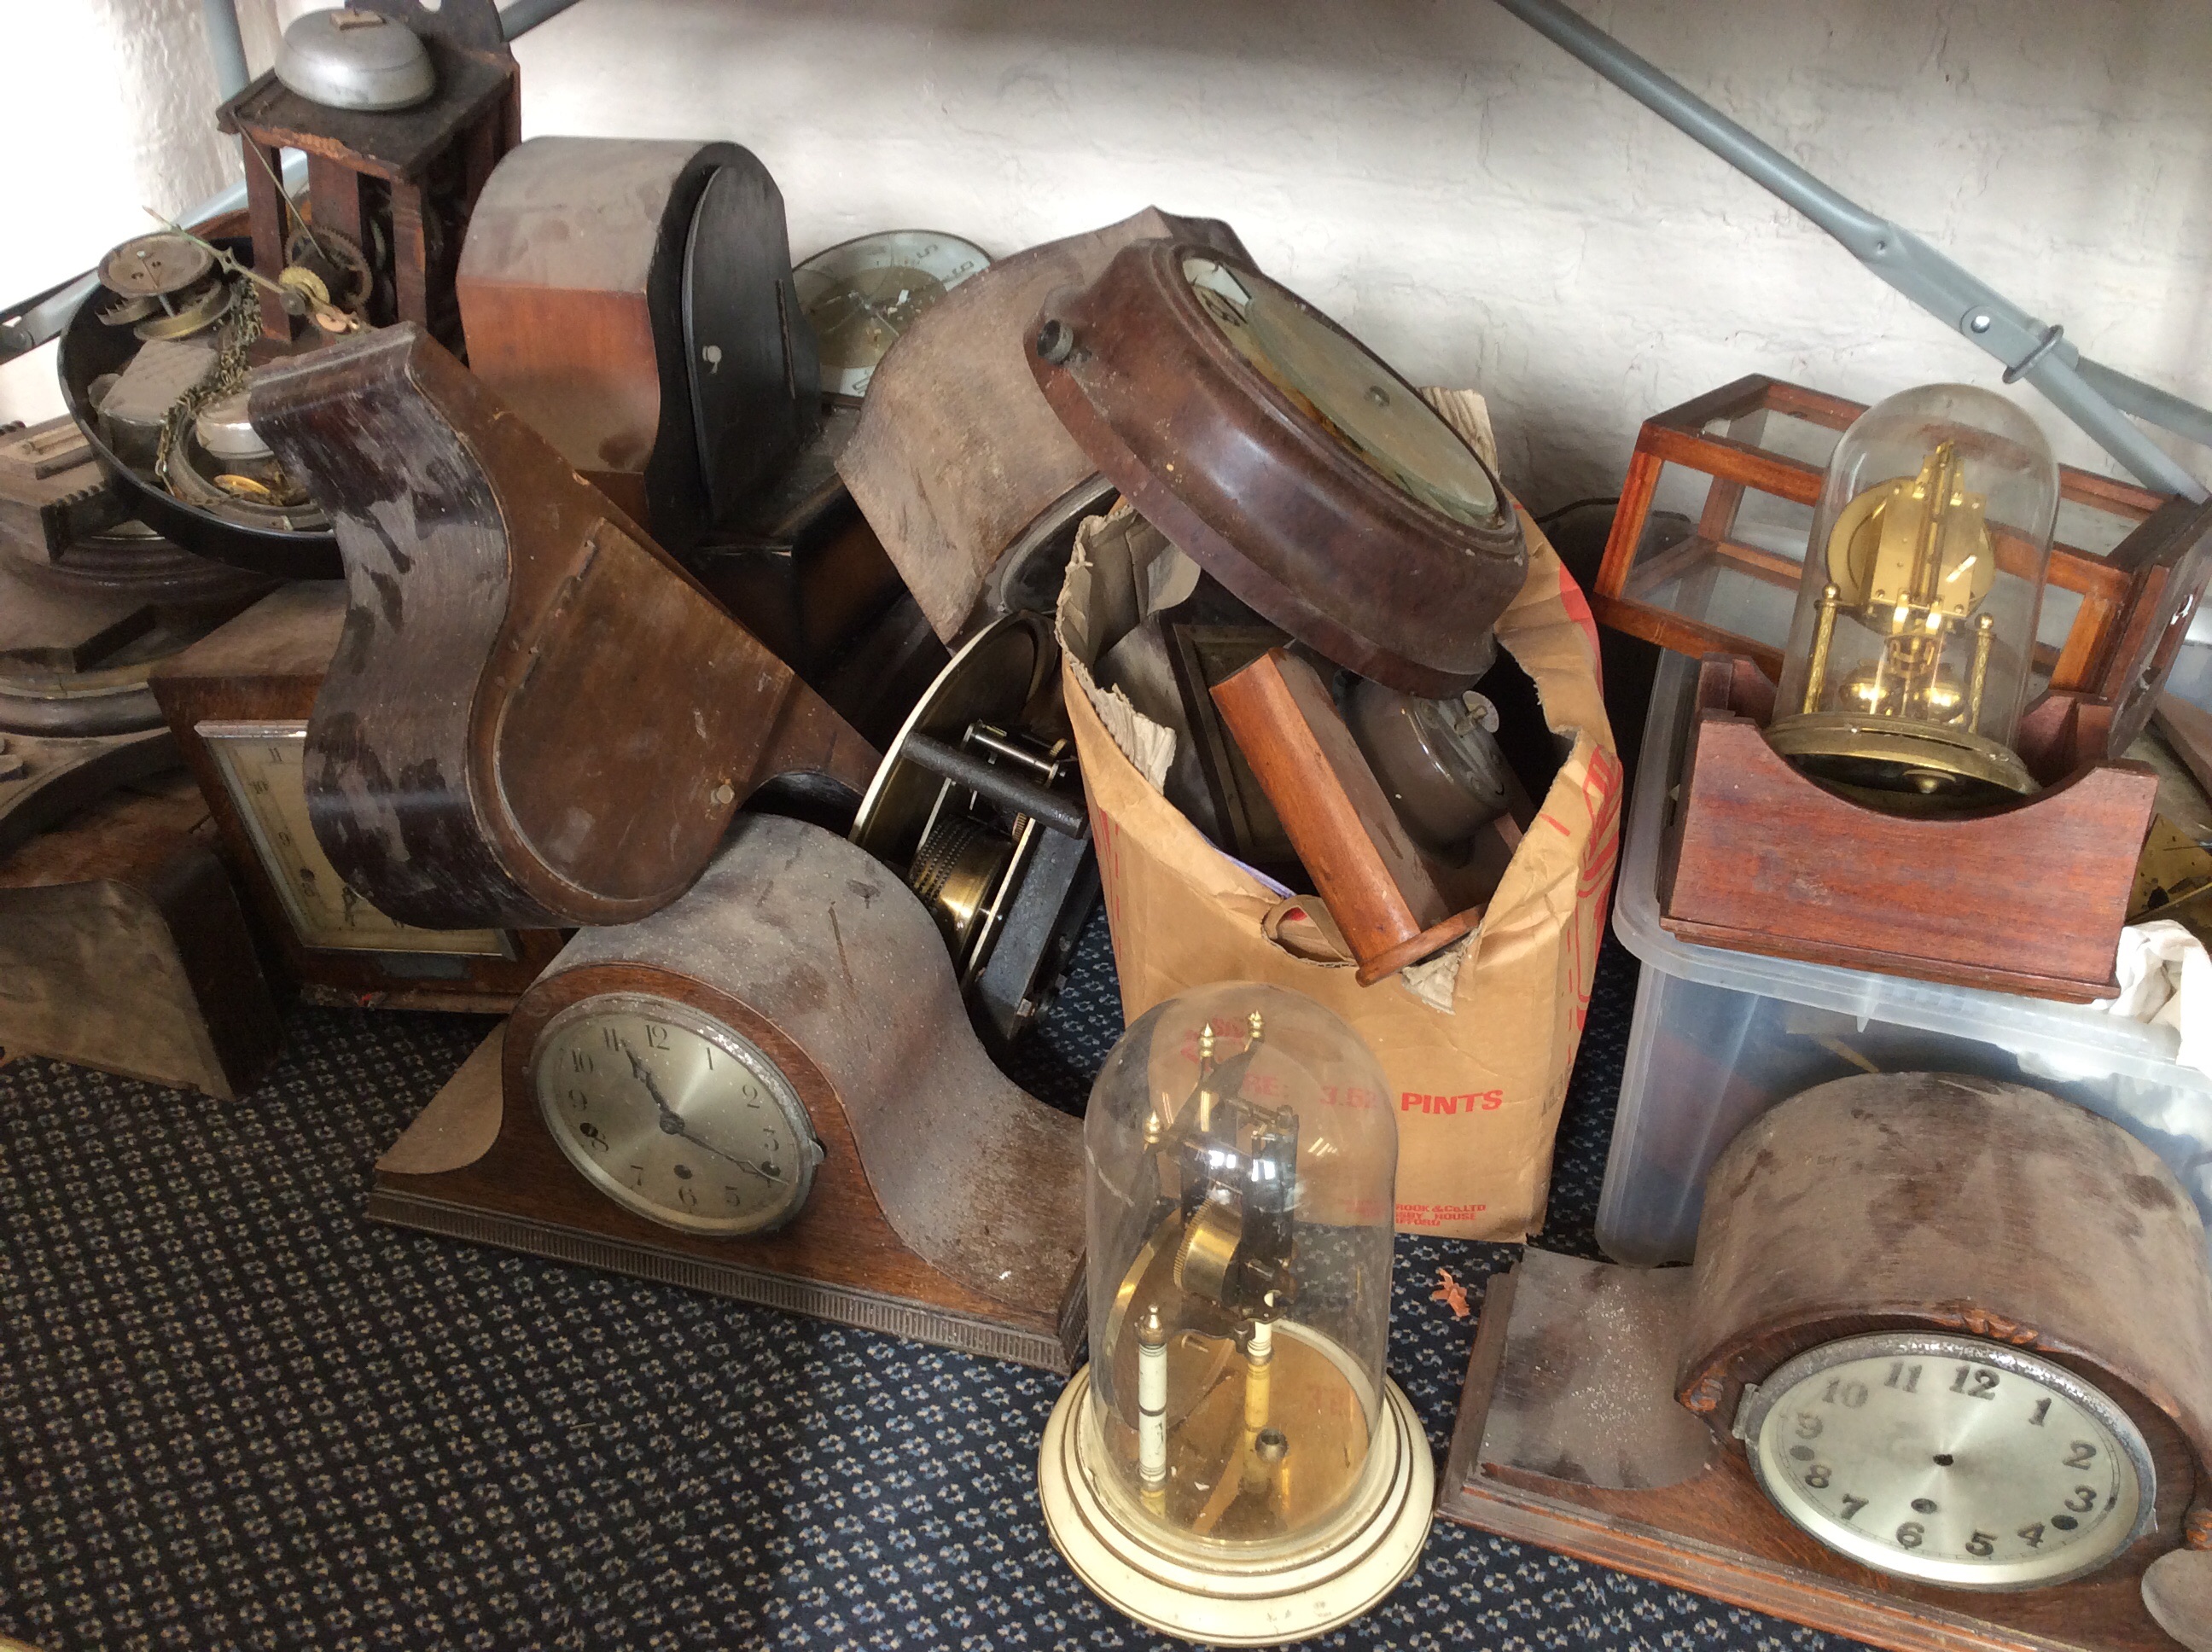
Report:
1770,439,2033,799
1112,1012,1333,1542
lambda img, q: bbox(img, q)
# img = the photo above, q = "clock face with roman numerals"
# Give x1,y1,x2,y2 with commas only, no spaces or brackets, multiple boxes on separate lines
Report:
1741,1333,2156,1590
531,994,822,1237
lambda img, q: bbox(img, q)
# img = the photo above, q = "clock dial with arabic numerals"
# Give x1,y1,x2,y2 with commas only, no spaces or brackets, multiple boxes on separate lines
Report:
1743,1333,2154,1591
200,721,509,957
530,993,823,1236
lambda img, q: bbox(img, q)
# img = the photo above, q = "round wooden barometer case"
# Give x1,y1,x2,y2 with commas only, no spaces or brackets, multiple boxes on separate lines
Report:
1027,241,1525,698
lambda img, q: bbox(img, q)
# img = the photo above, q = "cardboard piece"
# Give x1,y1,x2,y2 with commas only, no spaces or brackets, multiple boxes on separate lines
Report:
1058,433,1618,1240
837,206,1247,643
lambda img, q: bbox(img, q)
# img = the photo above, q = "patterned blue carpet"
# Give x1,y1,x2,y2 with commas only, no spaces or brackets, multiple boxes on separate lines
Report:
0,912,1868,1651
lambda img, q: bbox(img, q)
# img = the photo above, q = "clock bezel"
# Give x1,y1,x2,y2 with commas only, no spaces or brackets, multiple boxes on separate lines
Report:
1738,1330,2158,1592
794,228,992,401
197,718,515,958
529,990,823,1238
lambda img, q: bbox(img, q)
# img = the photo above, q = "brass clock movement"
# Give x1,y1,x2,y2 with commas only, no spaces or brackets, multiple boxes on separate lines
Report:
1441,1073,2212,1652
369,811,1086,1372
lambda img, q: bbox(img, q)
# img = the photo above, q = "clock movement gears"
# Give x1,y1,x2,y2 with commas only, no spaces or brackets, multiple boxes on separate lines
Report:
94,232,230,341
850,611,1098,1045
60,231,342,577
284,225,375,318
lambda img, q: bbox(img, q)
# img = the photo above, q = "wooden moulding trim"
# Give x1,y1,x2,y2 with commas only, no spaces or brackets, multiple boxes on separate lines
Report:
1656,914,2122,1003
363,1187,1079,1374
1586,594,1786,681
1593,451,1668,601
1644,375,1783,435
1438,1476,2093,1652
1641,425,1826,504
1621,532,1802,602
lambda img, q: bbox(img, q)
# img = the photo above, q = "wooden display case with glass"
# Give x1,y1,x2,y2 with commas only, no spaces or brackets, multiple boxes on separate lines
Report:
1592,375,2212,760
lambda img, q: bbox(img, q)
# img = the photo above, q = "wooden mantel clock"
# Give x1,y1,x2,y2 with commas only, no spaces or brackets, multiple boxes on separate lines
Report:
370,812,1087,1372
247,323,878,932
1441,1073,2212,1652
149,582,564,1012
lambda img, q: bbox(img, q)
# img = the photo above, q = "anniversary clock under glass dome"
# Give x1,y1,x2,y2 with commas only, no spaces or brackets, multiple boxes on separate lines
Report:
1767,382,2063,804
1036,982,1430,1645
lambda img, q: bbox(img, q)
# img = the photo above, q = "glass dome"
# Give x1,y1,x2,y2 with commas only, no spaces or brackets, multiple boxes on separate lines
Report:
1080,981,1396,1556
1768,383,2061,805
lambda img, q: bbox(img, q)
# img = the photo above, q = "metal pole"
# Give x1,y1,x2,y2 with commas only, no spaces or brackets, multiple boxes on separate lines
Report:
500,0,591,40
1491,0,2208,500
201,0,250,101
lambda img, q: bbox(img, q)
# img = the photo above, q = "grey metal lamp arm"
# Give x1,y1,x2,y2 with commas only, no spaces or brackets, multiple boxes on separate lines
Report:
1493,0,2209,501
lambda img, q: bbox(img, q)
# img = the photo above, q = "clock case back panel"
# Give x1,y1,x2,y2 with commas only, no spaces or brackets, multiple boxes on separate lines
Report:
1440,1073,2212,1652
247,324,878,932
148,582,566,1011
456,135,819,554
368,813,1086,1372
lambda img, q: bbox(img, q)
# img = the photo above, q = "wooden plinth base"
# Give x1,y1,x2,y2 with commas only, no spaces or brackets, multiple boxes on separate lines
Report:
1438,1253,2196,1652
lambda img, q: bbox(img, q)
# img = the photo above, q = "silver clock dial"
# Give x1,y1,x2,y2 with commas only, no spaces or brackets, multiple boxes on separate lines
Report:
1742,1334,2155,1591
794,230,991,399
532,994,822,1236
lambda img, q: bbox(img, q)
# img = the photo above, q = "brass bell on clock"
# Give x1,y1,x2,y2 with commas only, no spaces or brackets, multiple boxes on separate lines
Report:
1767,382,2062,803
1036,983,1430,1645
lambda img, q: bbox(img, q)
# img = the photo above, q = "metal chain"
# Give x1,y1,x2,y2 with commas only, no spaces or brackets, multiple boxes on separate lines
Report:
153,277,259,491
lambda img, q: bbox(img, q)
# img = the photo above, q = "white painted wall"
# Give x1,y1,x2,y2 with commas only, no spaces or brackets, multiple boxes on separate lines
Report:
9,0,2212,509
0,0,255,425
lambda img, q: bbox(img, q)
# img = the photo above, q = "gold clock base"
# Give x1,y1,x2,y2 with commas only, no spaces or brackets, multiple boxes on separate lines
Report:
1037,1364,1432,1647
1763,713,2034,802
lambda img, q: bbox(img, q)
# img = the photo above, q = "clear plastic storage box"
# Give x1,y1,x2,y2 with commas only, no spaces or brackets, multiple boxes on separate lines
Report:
1599,651,2212,1267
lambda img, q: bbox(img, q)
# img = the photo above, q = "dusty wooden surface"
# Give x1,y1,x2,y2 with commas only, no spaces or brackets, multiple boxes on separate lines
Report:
248,325,876,931
838,207,1246,642
372,814,1085,1371
1680,1073,2212,1478
0,776,278,1101
1658,655,2155,1001
1440,1242,2203,1652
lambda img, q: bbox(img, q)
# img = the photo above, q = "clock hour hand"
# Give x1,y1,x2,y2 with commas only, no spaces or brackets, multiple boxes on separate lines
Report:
620,1040,789,1183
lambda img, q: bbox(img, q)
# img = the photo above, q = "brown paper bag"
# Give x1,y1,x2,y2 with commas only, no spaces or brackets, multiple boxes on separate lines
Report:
1059,494,1621,1240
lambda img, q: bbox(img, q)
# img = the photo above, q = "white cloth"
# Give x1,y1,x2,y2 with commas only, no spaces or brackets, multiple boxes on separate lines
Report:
2096,920,2212,1078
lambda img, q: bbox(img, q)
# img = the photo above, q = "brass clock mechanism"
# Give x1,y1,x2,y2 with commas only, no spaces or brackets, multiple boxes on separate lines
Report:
1767,384,2063,805
1040,984,1429,1647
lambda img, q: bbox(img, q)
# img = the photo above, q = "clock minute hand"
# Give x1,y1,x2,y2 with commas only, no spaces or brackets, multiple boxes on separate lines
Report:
620,1040,789,1183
